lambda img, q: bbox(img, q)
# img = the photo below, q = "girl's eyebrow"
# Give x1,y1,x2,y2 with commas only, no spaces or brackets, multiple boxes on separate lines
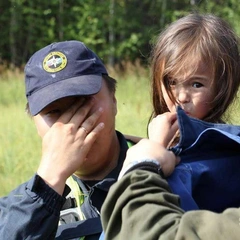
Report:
188,75,210,81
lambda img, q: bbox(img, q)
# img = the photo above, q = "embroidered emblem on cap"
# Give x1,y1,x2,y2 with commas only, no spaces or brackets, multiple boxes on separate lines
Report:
43,51,67,73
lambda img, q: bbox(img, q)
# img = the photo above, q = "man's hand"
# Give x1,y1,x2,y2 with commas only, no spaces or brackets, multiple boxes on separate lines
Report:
37,98,104,195
124,139,180,177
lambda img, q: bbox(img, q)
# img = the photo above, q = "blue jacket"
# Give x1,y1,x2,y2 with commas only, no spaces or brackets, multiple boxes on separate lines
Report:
99,109,240,240
168,107,240,212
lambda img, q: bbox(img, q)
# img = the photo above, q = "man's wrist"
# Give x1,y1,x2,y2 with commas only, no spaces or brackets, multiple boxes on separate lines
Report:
26,174,70,214
118,159,164,180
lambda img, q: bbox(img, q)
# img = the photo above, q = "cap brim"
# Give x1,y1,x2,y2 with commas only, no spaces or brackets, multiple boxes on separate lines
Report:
28,74,102,115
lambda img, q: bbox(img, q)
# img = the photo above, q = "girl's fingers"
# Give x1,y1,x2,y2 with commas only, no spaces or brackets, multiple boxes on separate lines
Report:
148,112,179,147
155,112,178,126
171,117,179,133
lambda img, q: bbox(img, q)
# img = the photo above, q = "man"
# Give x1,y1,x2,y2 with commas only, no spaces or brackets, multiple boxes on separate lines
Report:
0,40,134,239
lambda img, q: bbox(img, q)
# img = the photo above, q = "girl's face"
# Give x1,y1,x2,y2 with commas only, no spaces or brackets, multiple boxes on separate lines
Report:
162,62,215,119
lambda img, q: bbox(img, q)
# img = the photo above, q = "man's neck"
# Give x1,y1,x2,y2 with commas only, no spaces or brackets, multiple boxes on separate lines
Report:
74,132,120,181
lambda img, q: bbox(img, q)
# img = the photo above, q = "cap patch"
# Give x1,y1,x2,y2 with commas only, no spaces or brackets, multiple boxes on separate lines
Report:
43,51,67,73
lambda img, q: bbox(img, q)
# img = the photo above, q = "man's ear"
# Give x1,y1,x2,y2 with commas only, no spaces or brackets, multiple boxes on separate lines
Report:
32,116,44,138
113,94,117,116
34,122,41,137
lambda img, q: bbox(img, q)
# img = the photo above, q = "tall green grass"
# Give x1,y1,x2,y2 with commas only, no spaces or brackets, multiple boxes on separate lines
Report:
1,66,240,196
0,73,41,195
112,62,152,138
0,66,151,196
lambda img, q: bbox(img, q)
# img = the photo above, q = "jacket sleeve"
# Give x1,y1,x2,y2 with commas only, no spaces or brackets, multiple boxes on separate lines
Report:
101,170,240,240
0,174,68,240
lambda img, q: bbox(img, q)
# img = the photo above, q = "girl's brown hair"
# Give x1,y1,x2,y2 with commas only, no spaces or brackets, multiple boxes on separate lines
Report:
150,13,240,123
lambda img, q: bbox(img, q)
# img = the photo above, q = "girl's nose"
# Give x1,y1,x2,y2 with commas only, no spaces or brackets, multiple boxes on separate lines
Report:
176,87,190,104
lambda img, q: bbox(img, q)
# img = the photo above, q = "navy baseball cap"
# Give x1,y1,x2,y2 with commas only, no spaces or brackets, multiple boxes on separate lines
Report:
25,40,108,115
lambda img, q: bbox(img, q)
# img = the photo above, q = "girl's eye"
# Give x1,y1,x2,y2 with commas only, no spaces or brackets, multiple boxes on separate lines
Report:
168,79,176,87
192,82,203,88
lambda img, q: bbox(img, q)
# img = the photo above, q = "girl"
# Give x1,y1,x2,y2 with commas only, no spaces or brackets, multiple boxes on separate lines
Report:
100,14,240,239
147,13,240,213
149,13,240,147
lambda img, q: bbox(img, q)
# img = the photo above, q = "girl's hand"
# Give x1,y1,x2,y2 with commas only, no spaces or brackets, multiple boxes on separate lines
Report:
148,112,179,148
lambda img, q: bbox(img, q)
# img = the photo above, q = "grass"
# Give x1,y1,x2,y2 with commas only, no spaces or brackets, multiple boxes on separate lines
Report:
0,75,42,195
0,66,151,196
1,65,240,196
113,65,152,137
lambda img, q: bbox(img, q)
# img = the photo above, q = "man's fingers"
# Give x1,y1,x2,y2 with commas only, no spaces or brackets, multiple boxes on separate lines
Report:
69,99,96,130
79,126,88,135
84,122,105,145
75,122,105,156
74,106,104,142
176,156,181,164
78,107,103,134
161,151,180,177
58,98,87,123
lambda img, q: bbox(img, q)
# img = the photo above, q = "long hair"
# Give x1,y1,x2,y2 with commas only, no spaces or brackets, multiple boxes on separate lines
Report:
150,13,240,123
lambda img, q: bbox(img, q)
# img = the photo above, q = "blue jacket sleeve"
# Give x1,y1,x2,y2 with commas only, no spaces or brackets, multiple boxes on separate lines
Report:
0,174,69,240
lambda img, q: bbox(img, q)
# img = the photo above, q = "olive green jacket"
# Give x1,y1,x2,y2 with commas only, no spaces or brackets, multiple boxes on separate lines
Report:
101,170,240,240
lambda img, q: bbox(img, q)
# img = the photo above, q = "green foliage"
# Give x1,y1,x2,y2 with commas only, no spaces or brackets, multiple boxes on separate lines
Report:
114,64,152,136
2,0,240,68
1,0,240,195
0,106,41,195
197,0,240,35
0,67,151,196
0,73,41,195
1,66,240,196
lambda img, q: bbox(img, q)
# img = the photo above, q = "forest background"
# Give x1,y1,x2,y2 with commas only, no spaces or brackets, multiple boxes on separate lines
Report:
2,0,240,68
1,0,240,195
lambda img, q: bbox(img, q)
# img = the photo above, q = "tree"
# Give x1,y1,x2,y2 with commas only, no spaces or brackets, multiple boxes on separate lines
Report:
0,0,240,68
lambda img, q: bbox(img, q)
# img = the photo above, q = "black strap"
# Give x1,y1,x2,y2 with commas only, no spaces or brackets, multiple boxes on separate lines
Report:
61,197,77,210
55,217,102,239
